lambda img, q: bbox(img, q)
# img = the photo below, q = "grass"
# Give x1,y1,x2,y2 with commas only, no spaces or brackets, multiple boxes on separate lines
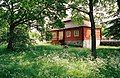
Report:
0,44,120,78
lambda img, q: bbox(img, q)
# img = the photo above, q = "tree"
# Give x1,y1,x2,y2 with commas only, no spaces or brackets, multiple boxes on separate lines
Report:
0,18,8,44
88,0,97,59
103,0,120,39
0,0,67,50
68,0,98,59
102,0,120,39
105,18,120,39
68,0,118,59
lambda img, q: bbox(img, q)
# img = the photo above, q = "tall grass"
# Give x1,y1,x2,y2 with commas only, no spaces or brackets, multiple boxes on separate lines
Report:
0,44,120,78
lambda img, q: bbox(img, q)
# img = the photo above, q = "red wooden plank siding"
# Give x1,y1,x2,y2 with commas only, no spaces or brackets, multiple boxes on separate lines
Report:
51,26,101,48
64,28,82,41
83,27,101,40
51,30,59,44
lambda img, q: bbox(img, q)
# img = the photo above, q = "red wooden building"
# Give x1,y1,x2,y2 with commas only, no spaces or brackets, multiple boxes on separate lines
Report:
51,19,101,48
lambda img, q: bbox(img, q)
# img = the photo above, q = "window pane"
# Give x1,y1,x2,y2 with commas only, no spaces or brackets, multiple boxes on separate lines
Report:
52,32,57,39
74,30,79,37
66,31,71,37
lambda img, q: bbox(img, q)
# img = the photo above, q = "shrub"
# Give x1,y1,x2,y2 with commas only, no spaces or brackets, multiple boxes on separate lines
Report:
12,25,32,51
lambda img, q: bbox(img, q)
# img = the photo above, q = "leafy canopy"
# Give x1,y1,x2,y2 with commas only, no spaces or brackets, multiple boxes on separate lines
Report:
0,0,68,49
0,0,67,27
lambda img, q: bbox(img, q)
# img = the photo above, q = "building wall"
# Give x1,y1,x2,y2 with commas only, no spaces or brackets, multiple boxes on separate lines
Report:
64,28,82,41
51,26,101,48
83,27,101,48
65,40,83,47
83,40,100,48
64,27,83,47
51,31,59,44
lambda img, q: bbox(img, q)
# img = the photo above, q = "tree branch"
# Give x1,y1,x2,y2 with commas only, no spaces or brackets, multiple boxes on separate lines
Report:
71,7,89,15
51,4,89,15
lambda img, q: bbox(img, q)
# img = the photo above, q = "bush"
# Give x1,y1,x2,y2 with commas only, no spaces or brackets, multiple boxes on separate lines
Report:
46,31,52,41
0,21,8,45
12,25,33,51
0,44,120,78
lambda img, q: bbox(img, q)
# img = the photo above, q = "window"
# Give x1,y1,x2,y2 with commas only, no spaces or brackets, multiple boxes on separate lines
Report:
52,32,57,39
66,31,71,37
59,31,63,40
74,30,79,37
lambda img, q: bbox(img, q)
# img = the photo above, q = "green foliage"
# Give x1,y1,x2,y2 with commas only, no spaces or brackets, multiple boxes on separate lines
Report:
29,31,40,40
71,12,84,25
0,0,68,50
12,25,31,50
0,19,8,44
52,19,65,28
97,47,120,78
45,31,52,41
103,28,110,38
0,44,120,78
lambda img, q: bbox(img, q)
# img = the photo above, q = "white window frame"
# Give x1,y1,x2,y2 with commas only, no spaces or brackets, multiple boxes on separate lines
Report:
66,31,71,37
74,30,79,37
52,32,57,39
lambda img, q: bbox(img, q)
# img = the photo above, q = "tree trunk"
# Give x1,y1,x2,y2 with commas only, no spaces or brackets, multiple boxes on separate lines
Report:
7,24,15,50
89,0,97,59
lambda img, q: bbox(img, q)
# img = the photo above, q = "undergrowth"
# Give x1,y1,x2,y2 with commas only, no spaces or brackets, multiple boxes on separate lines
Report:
0,44,120,78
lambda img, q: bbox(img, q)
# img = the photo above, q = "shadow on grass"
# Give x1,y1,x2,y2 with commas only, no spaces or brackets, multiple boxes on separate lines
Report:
1,45,119,60
0,45,119,61
0,45,69,78
0,44,120,78
96,47,120,78
0,45,9,55
97,48,120,58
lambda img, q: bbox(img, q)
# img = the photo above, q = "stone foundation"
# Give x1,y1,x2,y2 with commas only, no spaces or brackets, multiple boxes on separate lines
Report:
65,40,83,47
83,40,100,48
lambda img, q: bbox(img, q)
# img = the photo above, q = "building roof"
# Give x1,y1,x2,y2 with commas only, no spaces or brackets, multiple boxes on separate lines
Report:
51,17,100,31
50,26,101,31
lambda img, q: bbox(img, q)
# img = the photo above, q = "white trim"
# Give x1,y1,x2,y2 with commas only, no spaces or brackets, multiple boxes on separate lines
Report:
66,31,71,37
74,30,79,37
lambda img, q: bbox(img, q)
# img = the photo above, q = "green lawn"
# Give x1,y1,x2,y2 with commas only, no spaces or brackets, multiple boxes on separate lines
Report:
0,44,120,78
